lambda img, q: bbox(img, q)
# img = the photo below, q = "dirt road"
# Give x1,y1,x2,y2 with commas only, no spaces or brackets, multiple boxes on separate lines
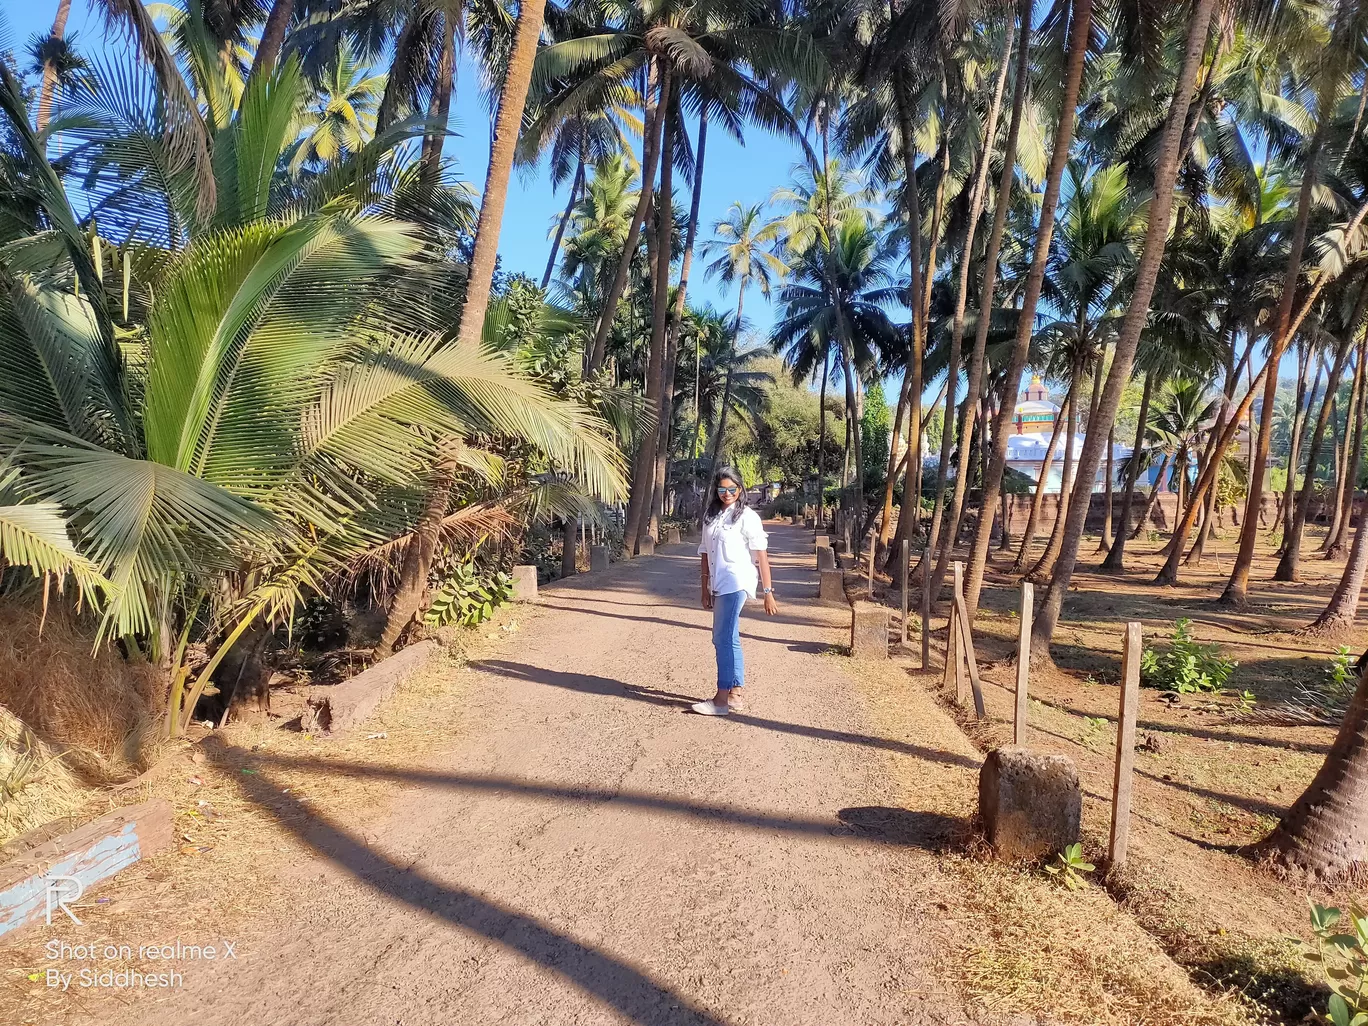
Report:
98,524,984,1026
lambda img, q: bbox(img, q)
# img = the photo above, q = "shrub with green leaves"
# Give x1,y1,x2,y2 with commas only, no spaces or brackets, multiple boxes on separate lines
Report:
1044,843,1094,890
1139,618,1236,694
1304,902,1368,1025
423,561,513,628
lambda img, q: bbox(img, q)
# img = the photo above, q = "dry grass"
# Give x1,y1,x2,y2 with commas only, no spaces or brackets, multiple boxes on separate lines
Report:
847,654,1253,1026
856,526,1366,1024
0,604,529,1026
0,601,170,844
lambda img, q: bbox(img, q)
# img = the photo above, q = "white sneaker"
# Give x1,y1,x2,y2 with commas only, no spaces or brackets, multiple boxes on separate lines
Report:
691,700,731,716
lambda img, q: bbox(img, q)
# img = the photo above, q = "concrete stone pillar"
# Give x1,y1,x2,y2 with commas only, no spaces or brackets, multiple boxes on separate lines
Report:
590,545,609,572
978,747,1081,859
510,565,539,603
638,535,656,556
849,600,888,659
817,546,836,572
665,527,682,545
818,569,845,605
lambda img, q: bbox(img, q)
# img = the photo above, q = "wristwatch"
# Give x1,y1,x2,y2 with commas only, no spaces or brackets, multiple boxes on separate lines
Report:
761,587,774,595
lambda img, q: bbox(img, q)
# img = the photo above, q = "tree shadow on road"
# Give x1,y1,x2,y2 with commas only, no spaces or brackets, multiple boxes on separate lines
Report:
836,807,970,851
473,660,982,771
200,736,730,1026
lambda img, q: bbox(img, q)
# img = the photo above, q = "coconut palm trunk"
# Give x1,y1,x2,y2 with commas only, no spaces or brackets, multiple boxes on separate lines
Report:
707,283,747,476
650,105,708,540
1278,305,1362,578
1253,653,1368,880
1014,390,1072,571
590,66,668,373
543,154,585,289
1133,453,1172,538
1028,364,1088,582
1222,120,1328,604
1323,356,1360,555
1030,0,1219,657
1098,424,1115,552
962,0,1093,616
877,377,913,546
375,445,460,658
1308,499,1368,633
375,0,548,652
1102,370,1154,569
1155,262,1349,584
816,353,830,529
928,12,1020,590
625,117,676,555
421,9,459,186
1277,342,1316,552
883,66,927,574
35,0,72,132
1327,344,1367,559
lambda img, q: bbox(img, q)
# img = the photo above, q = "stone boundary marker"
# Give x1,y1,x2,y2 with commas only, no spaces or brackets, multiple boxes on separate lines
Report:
0,799,173,938
638,536,656,556
665,527,682,545
589,545,610,572
511,565,538,602
302,639,439,735
979,748,1081,859
849,601,888,659
818,568,845,604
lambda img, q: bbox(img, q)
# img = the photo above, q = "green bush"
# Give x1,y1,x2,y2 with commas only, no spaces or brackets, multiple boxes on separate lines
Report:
1304,902,1368,1025
423,561,513,628
1139,618,1236,694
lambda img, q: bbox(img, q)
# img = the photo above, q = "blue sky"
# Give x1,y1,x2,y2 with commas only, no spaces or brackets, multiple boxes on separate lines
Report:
5,1,807,338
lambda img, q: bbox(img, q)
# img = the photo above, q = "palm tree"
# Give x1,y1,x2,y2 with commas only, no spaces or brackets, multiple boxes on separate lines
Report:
288,44,386,173
701,202,787,479
530,0,822,374
1013,161,1143,582
0,58,625,727
770,216,902,519
252,0,296,80
962,0,1095,616
33,0,74,132
1276,275,1368,579
1213,0,1368,604
1029,0,1224,659
919,2,1027,571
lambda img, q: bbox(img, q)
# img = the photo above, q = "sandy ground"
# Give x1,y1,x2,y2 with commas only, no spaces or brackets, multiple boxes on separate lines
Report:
67,524,996,1026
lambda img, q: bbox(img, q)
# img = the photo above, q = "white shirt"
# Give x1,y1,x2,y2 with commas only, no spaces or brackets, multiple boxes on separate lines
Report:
699,506,768,597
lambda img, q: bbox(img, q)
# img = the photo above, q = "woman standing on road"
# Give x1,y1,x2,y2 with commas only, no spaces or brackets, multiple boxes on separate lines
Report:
693,467,778,716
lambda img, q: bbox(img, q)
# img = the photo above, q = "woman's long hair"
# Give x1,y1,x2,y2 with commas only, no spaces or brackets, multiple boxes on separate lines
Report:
705,466,750,525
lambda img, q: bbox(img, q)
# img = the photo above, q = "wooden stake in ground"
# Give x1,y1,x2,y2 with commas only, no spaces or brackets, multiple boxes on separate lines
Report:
867,532,875,597
920,546,931,670
1015,580,1033,745
900,539,910,645
1109,621,1143,869
953,562,986,718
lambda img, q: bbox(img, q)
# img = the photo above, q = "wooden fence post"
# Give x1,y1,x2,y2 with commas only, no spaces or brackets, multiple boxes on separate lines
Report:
920,546,931,671
1015,581,1033,746
1109,621,1143,869
900,539,910,645
867,532,875,596
952,561,986,718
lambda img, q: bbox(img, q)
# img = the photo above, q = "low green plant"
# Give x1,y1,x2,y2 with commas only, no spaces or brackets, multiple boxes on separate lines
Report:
1303,902,1368,1025
1139,618,1236,694
423,561,514,628
1044,843,1095,890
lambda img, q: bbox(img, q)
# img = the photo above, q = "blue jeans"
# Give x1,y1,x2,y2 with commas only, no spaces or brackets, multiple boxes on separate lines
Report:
712,590,746,691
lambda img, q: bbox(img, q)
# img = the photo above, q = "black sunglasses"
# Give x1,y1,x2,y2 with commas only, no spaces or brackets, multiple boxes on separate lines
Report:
717,485,739,496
